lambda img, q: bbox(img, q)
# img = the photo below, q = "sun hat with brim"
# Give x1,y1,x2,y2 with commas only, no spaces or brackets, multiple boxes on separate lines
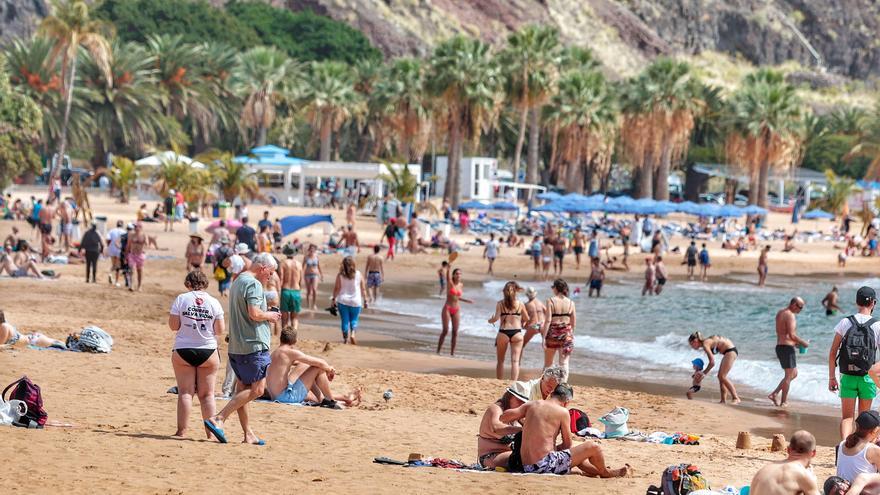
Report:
506,381,531,403
189,233,204,241
220,236,230,244
235,242,250,254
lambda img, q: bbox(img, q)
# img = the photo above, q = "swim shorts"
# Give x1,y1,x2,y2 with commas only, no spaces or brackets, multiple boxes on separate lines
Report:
367,271,383,288
280,288,302,313
775,344,797,369
589,279,602,290
840,373,877,400
39,223,52,235
657,277,667,286
523,449,571,475
127,252,146,268
573,246,583,255
228,350,271,385
274,379,308,404
688,385,701,393
554,251,564,260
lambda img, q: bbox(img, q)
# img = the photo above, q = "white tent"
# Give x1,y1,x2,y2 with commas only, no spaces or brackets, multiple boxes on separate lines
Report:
135,151,206,169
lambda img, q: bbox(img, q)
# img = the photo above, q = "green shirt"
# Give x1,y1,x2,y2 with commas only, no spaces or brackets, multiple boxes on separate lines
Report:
227,272,270,355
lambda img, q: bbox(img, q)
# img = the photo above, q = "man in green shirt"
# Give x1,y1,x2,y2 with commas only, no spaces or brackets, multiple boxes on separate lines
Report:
205,253,280,445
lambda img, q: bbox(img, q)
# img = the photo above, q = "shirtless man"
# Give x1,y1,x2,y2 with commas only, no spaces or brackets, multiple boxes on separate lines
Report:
265,327,360,408
653,255,668,295
500,383,630,478
38,198,56,255
571,228,586,270
0,244,49,279
758,245,770,287
125,221,147,291
769,297,809,407
340,225,359,256
279,245,303,330
748,430,820,495
823,286,842,316
552,235,567,275
210,220,230,246
364,245,384,304
56,198,74,250
477,391,523,470
642,258,655,296
345,202,356,228
522,287,546,356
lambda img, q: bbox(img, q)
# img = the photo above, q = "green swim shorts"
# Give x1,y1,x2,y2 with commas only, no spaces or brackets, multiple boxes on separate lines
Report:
840,373,877,400
280,288,301,313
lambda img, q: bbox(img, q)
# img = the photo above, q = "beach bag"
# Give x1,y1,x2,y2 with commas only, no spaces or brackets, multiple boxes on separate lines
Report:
838,316,878,376
599,407,629,438
2,376,47,427
646,464,710,495
569,408,591,433
69,326,113,353
213,265,226,281
0,397,27,425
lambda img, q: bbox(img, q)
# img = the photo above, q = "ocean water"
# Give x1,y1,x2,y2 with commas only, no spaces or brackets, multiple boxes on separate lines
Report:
380,273,880,406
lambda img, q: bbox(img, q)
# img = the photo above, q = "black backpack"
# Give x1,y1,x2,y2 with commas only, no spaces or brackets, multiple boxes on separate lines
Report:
838,315,878,376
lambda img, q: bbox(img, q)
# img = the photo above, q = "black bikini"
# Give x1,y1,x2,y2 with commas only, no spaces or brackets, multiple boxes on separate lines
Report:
176,348,216,367
498,307,523,339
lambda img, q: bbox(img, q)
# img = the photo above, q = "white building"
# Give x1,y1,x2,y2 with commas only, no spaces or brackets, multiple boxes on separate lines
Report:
434,156,498,200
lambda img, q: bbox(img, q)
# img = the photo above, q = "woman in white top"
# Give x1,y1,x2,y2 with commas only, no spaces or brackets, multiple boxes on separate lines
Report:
332,256,368,345
168,271,225,438
837,410,880,482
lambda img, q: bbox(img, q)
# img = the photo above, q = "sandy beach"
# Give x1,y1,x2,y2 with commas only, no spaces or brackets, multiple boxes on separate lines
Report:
0,191,866,493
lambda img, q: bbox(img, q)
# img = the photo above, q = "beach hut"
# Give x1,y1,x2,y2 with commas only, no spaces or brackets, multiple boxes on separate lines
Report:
233,145,307,205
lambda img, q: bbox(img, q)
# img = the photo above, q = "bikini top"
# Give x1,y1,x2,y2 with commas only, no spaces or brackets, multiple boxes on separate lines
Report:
548,298,573,319
448,285,462,297
305,257,319,267
499,302,524,326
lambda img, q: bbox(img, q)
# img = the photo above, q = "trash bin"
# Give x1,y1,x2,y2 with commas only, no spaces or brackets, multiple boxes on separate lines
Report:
95,215,107,236
188,216,199,234
218,202,230,220
212,202,219,218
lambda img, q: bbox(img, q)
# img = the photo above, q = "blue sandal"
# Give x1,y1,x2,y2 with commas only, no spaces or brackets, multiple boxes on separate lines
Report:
203,420,227,444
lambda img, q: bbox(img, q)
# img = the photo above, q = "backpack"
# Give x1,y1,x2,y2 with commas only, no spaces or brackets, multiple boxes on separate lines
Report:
646,463,710,495
838,316,878,376
569,408,591,434
2,376,47,427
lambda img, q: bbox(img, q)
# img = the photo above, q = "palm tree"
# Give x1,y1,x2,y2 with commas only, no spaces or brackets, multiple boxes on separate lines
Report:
109,156,139,203
151,152,215,206
427,36,501,207
725,69,803,207
822,169,857,217
39,0,113,178
847,102,880,180
379,163,419,203
299,61,361,161
233,46,298,147
80,41,168,167
197,151,263,204
544,69,617,193
500,25,560,184
620,58,702,199
374,57,432,163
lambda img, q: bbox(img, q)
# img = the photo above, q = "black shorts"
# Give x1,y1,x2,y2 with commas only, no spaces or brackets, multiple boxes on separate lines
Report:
657,277,667,286
39,223,52,234
573,246,584,255
687,259,696,267
554,251,564,260
775,345,797,369
688,385,701,393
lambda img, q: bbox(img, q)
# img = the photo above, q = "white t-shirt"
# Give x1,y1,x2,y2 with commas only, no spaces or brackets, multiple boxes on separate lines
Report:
486,240,499,259
170,290,224,350
336,271,363,307
107,228,125,257
834,314,880,342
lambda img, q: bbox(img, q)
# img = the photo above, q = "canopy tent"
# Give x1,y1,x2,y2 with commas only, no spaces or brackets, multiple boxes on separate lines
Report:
135,151,206,169
279,214,334,237
298,161,421,205
233,145,306,167
802,209,835,220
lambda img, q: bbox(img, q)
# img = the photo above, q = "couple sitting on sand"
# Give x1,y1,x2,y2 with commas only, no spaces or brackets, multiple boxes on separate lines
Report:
478,366,630,478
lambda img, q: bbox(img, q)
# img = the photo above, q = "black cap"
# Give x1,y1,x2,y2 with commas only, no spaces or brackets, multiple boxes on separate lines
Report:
824,476,850,495
857,286,876,306
856,409,880,430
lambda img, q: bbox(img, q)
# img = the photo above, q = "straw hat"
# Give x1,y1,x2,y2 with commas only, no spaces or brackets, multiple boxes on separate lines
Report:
189,233,204,241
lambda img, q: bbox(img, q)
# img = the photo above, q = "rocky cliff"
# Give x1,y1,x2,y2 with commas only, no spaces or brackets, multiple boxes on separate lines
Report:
2,0,879,80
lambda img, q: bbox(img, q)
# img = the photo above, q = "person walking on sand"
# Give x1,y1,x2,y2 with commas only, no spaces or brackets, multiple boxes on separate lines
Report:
699,243,710,282
332,256,368,345
204,253,281,445
769,297,809,407
488,281,529,381
758,245,770,287
530,236,542,276
653,255,668,295
125,222,147,292
279,245,302,331
522,287,546,357
685,240,698,281
829,286,880,440
572,228,586,270
542,279,576,379
500,384,630,478
381,219,399,260
364,245,384,304
303,244,323,310
79,222,103,283
541,241,553,280
168,271,224,438
437,264,472,356
106,220,125,286
823,286,842,316
163,190,175,232
552,235,567,276
185,234,205,272
642,257,655,296
748,430,820,495
484,233,500,276
688,331,741,404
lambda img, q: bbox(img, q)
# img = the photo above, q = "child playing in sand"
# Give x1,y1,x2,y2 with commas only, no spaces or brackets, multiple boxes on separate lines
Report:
438,261,448,295
687,358,704,400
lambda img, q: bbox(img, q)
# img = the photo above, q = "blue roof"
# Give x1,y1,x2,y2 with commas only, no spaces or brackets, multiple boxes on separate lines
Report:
234,145,307,166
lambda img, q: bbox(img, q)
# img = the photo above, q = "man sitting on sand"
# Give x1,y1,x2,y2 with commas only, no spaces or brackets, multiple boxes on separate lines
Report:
507,365,566,402
477,390,524,469
500,383,630,478
748,430,820,495
266,327,361,409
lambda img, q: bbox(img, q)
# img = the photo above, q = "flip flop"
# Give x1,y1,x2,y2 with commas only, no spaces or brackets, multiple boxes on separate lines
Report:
203,419,227,444
254,439,266,446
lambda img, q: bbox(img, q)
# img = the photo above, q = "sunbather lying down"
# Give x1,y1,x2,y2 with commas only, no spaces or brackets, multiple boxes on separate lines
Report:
264,327,361,409
0,312,67,349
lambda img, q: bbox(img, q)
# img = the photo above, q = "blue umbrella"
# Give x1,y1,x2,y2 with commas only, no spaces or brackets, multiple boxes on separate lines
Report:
537,191,562,201
279,214,333,237
717,205,744,217
458,200,492,210
742,205,768,216
695,204,722,217
563,192,590,202
674,201,701,214
532,202,567,213
802,209,835,220
492,201,519,211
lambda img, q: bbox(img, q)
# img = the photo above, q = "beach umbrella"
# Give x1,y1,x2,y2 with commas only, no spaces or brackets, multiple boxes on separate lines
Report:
532,202,567,213
492,201,519,211
674,201,701,214
742,205,768,216
695,204,722,217
717,205,744,217
802,209,835,220
563,192,590,202
536,191,562,201
458,200,492,210
205,219,242,233
279,214,334,237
